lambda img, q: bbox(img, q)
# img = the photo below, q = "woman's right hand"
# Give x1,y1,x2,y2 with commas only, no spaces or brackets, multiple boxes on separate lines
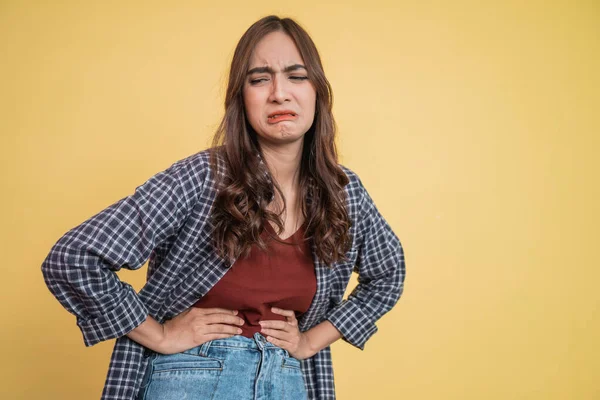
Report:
157,307,245,354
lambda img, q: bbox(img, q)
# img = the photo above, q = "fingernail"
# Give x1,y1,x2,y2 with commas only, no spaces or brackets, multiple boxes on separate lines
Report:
233,310,238,314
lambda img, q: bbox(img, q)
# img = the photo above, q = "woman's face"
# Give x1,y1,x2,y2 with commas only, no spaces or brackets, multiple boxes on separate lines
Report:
243,31,317,147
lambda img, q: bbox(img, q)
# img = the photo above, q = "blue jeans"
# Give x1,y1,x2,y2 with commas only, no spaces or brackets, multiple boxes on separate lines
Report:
137,332,308,399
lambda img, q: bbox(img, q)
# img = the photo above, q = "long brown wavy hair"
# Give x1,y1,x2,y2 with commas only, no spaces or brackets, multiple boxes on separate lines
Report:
209,15,351,267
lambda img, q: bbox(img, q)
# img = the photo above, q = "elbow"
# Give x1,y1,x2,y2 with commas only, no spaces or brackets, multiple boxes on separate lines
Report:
397,250,406,297
41,243,61,284
389,248,406,306
41,237,77,287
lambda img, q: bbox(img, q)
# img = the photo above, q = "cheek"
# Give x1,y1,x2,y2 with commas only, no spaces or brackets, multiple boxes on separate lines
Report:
304,87,317,110
243,93,262,120
304,91,317,116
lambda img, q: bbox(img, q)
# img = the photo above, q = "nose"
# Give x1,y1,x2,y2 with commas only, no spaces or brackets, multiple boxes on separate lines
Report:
268,74,290,104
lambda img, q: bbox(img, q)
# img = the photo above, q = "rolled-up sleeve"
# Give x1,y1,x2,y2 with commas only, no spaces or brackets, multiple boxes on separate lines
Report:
41,159,205,347
325,177,406,350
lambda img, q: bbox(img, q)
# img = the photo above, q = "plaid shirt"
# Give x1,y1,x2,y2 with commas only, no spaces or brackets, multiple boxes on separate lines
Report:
41,148,405,399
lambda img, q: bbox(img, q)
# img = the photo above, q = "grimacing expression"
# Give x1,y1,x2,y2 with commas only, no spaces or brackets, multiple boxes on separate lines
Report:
243,31,317,146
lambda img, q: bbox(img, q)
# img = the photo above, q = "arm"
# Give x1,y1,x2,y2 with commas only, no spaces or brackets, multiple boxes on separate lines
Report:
303,320,343,355
41,157,206,347
324,176,406,350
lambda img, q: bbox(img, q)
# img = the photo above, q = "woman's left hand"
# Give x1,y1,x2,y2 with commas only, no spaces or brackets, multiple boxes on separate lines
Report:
259,307,314,360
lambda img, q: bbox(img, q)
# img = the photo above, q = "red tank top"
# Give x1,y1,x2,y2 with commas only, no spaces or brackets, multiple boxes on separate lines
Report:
192,221,317,338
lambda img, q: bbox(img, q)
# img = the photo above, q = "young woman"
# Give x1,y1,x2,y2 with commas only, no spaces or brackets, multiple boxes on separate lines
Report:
42,15,406,400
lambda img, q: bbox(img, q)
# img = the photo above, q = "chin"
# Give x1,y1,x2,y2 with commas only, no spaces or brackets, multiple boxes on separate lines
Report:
257,132,304,145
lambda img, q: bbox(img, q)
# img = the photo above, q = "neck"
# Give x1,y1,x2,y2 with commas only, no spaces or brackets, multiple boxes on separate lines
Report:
258,138,304,191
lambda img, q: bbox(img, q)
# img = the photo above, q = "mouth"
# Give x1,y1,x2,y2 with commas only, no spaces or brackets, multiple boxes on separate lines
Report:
268,112,297,120
267,112,298,124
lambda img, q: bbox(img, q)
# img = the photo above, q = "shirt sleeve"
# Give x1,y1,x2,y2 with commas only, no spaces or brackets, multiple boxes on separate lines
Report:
41,159,206,347
325,176,406,350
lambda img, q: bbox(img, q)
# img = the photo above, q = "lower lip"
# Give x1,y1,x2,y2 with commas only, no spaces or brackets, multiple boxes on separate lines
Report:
267,114,298,124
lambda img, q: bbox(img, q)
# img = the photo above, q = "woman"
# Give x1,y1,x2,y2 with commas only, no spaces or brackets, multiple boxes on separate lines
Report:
41,15,406,400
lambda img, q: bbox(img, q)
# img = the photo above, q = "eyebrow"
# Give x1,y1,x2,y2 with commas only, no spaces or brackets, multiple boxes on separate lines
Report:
246,64,307,76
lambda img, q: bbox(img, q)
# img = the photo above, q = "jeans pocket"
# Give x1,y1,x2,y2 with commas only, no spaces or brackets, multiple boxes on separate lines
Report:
280,353,307,400
281,352,302,370
152,352,223,373
143,353,223,400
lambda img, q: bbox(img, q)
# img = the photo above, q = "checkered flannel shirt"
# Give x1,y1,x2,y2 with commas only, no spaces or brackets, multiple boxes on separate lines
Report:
41,148,405,399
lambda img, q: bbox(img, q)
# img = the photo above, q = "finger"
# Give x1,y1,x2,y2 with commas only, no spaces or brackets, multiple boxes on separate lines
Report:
202,333,238,341
206,323,243,335
204,314,245,326
271,307,295,319
260,328,292,342
264,335,291,349
271,308,298,326
196,307,238,315
259,320,289,330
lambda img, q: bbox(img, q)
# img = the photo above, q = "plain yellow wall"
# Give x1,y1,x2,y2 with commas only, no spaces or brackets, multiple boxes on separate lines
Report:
1,1,598,399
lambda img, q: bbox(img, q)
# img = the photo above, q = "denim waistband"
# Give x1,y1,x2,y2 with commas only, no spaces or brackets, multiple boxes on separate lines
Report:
144,332,282,359
193,332,280,357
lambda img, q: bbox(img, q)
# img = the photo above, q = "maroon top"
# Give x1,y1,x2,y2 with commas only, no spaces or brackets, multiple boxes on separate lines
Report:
192,221,317,338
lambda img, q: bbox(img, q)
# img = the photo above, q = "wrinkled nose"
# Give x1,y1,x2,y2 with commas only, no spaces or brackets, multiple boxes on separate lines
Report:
268,75,290,104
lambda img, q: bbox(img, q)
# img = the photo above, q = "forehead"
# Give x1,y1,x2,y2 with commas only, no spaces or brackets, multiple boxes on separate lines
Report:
249,31,304,68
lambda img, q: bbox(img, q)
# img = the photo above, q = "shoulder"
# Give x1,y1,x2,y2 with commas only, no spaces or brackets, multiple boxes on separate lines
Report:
338,164,371,225
339,164,366,203
140,148,218,207
164,147,217,188
168,148,212,175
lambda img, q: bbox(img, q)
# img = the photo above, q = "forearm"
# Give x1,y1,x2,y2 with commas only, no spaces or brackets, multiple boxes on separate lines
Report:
303,320,343,356
125,315,165,352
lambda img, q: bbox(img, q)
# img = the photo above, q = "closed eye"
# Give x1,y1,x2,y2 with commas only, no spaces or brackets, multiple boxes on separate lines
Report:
250,78,267,84
249,76,309,85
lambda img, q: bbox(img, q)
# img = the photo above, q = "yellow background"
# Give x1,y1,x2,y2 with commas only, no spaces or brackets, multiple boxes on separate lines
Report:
1,0,598,399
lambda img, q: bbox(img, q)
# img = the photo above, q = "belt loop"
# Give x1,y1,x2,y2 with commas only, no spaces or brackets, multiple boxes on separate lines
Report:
198,340,213,357
253,332,267,350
